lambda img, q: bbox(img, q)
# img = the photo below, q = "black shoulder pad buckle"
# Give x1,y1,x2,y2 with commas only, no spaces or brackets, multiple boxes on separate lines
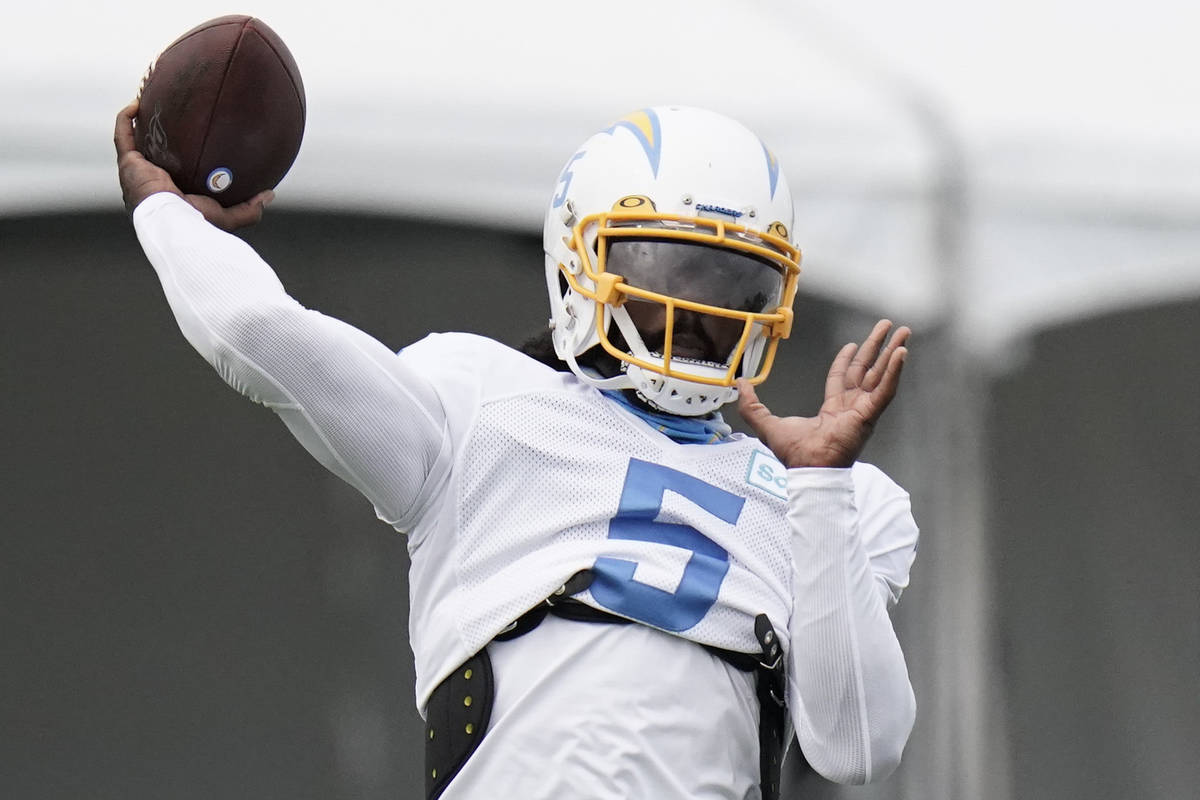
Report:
755,613,783,672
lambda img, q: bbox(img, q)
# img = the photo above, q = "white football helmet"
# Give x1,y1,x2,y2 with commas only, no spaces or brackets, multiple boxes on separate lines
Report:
543,106,801,417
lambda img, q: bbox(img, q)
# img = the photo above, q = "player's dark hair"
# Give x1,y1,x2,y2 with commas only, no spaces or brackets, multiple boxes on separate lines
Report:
516,328,565,371
517,328,624,378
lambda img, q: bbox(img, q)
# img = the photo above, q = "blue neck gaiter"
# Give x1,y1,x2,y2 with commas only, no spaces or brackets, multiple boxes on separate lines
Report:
603,390,733,445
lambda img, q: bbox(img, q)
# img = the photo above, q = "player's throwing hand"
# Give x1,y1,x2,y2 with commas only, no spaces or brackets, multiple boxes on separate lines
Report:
738,319,910,469
114,100,272,231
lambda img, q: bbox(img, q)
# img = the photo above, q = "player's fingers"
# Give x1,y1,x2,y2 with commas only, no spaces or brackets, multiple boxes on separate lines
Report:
114,100,139,159
863,346,907,419
190,191,273,231
234,191,274,226
862,326,911,392
736,379,780,441
226,204,265,230
845,319,892,387
824,342,858,400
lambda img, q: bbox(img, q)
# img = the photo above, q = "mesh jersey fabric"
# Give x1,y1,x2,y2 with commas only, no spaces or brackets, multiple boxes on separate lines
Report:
132,192,919,788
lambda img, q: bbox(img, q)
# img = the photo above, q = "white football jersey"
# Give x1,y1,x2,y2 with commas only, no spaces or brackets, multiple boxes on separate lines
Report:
400,332,796,701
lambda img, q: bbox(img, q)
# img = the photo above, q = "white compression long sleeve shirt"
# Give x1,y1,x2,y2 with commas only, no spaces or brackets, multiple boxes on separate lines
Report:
133,192,449,530
133,191,917,789
785,466,917,783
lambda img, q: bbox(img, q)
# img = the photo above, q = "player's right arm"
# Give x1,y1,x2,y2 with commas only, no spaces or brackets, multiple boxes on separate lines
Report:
116,103,448,531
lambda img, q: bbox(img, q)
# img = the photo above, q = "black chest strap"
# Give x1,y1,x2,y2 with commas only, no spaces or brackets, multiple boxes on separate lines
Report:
424,569,789,800
755,613,788,800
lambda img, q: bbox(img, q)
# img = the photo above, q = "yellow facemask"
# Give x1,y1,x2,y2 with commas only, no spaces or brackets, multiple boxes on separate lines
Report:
557,197,802,388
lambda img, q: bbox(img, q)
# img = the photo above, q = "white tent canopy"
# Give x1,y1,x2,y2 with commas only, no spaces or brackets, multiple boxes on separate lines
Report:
3,0,1198,354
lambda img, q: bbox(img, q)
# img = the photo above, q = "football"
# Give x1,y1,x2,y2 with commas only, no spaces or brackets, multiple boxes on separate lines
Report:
135,15,306,207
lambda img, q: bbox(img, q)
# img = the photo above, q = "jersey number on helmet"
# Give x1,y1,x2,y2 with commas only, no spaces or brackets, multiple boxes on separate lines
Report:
592,459,744,631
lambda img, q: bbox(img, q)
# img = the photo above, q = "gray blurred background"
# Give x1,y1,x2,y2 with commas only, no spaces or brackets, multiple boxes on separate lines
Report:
3,2,1198,798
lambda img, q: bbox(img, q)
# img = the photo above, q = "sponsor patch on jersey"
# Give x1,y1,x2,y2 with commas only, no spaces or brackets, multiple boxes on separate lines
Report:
745,449,788,500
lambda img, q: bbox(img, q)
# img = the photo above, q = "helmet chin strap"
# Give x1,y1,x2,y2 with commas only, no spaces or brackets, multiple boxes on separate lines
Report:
562,347,630,390
557,307,747,416
560,330,732,417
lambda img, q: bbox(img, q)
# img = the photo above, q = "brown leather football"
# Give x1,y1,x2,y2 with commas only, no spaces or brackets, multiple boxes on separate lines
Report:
135,15,306,207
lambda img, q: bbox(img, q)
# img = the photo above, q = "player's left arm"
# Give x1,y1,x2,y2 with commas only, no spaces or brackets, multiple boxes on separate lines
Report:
779,463,917,784
739,321,917,784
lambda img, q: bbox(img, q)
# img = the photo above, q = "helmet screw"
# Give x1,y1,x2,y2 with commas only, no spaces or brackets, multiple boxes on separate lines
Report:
747,208,757,218
681,194,693,205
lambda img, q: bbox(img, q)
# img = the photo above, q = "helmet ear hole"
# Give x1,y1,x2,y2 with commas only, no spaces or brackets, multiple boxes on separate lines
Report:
558,272,569,296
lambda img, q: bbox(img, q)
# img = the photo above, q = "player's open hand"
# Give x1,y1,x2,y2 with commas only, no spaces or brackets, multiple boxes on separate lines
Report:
737,320,910,469
114,100,271,231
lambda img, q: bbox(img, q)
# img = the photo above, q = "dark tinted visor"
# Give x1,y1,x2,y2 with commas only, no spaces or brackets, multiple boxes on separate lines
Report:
605,239,783,313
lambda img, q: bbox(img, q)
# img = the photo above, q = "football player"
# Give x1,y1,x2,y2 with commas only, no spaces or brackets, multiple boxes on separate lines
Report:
115,102,916,800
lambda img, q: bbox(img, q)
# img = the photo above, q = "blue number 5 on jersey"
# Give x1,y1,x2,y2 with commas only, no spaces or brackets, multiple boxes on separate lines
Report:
592,459,746,631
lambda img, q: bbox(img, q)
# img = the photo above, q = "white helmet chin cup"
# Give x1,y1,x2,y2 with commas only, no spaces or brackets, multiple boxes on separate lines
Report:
627,365,736,416
542,106,799,417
